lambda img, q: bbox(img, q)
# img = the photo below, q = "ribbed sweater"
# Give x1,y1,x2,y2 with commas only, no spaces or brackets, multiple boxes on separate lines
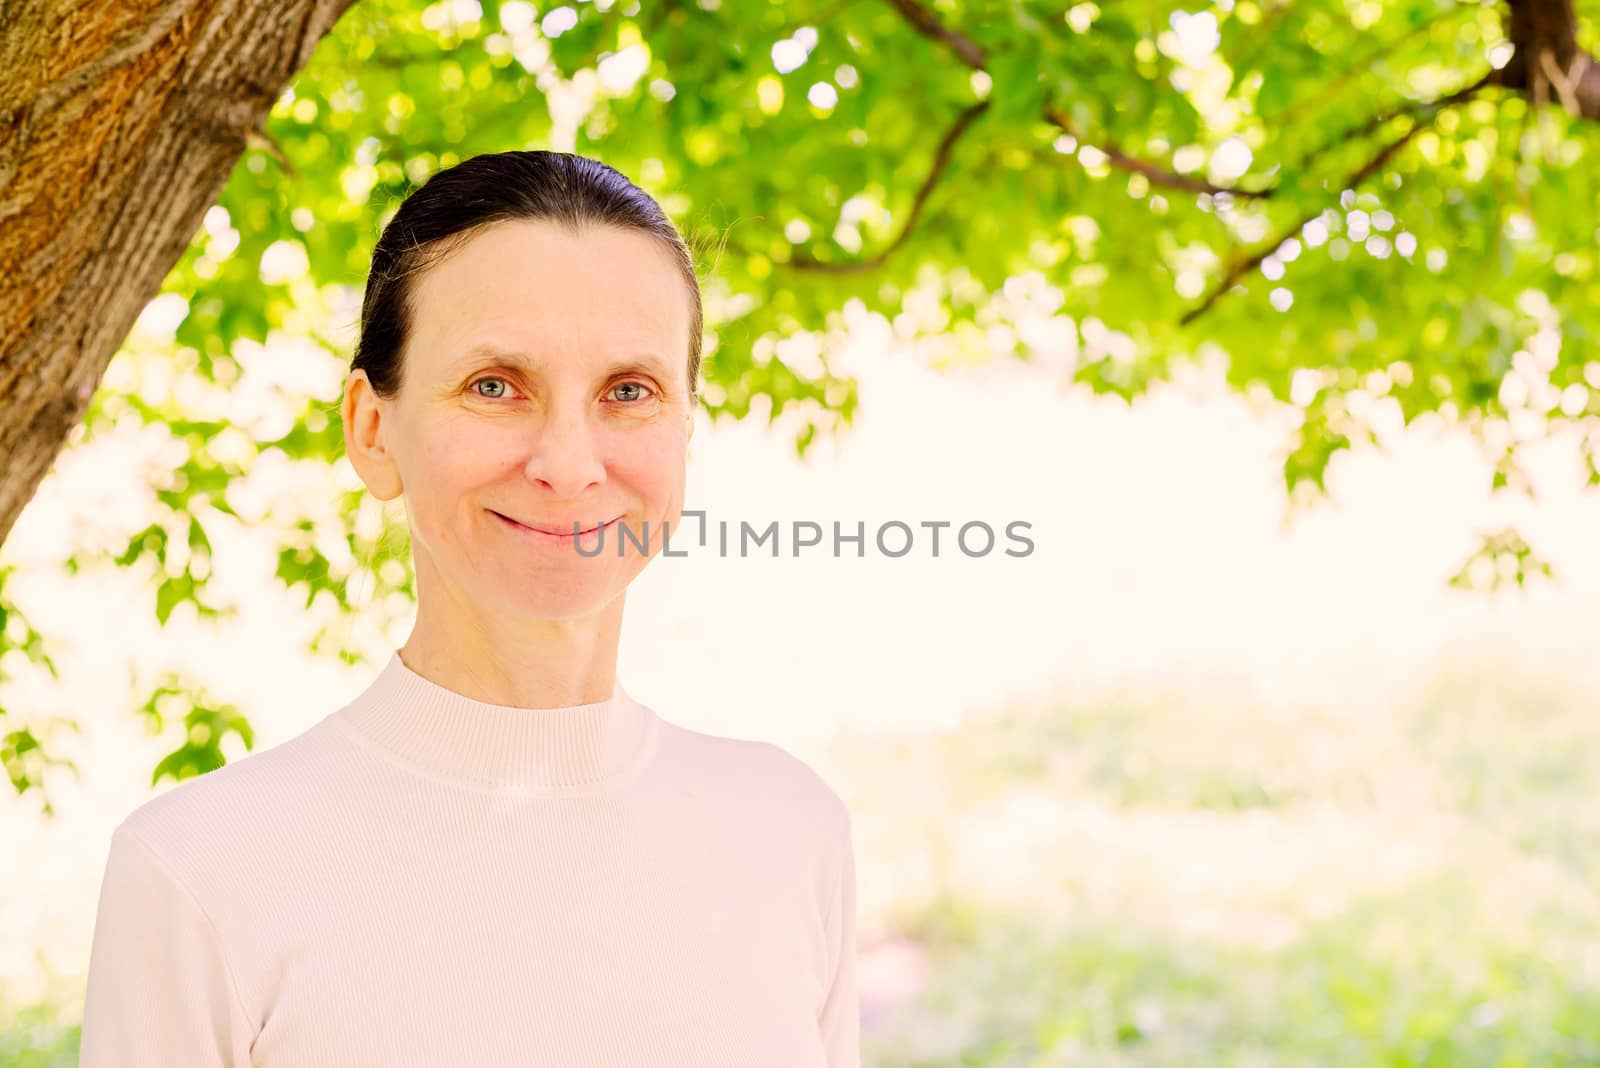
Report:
78,649,860,1067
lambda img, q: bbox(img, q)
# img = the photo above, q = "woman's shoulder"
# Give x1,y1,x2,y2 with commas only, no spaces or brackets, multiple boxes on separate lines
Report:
112,715,348,878
655,719,850,824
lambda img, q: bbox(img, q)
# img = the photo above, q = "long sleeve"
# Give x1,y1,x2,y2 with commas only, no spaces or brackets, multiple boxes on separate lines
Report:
817,808,861,1068
78,823,256,1068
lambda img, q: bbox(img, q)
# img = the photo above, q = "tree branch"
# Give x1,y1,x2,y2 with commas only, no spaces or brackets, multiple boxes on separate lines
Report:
881,0,986,69
244,119,298,181
811,0,1596,288
774,100,990,275
1288,69,1498,180
1179,122,1429,327
881,0,1268,199
1538,46,1588,115
1043,105,1272,198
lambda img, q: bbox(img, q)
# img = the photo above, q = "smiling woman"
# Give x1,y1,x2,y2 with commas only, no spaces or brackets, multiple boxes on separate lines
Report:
350,215,696,626
77,152,861,1068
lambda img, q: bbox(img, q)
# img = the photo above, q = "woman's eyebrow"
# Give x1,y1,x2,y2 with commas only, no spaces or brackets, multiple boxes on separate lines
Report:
454,343,673,381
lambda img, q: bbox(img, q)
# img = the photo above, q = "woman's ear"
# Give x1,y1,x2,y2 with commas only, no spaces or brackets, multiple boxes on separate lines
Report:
343,371,405,501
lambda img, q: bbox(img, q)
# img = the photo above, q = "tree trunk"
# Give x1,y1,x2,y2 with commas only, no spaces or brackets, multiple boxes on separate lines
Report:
1502,0,1600,118
0,0,358,547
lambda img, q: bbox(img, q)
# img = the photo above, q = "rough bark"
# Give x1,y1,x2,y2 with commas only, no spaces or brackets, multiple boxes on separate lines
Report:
1501,0,1600,118
0,0,357,547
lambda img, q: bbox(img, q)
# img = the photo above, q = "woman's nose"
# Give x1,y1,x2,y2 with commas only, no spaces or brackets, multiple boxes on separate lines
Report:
523,406,606,497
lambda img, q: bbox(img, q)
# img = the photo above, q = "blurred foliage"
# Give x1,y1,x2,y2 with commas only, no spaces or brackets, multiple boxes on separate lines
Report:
131,673,257,786
0,566,77,818
5,0,1600,802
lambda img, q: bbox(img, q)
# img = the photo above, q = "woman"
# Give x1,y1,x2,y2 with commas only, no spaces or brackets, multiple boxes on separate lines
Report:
78,151,860,1068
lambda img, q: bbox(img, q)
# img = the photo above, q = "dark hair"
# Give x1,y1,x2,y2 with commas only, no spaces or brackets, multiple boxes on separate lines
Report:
352,151,703,406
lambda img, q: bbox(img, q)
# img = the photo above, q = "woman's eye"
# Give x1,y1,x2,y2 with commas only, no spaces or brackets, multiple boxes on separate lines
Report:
472,376,516,399
470,377,654,403
610,381,655,403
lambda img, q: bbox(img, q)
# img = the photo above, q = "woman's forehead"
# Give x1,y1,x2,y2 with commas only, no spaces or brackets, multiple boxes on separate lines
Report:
406,224,690,356
421,219,678,293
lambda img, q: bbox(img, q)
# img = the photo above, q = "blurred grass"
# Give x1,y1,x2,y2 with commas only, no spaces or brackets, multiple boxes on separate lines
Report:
0,968,81,1067
875,891,1600,1066
835,640,1600,1065
6,641,1599,1064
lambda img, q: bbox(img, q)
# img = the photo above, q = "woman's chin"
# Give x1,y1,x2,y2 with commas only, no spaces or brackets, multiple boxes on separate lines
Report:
478,574,624,620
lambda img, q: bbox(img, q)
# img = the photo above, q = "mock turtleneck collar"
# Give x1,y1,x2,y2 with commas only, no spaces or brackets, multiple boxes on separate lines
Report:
332,649,659,792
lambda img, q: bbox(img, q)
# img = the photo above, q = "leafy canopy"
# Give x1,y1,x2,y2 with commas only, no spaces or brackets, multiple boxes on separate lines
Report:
6,0,1598,804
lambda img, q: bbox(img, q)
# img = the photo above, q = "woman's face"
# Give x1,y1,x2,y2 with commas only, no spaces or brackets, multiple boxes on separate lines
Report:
353,218,695,622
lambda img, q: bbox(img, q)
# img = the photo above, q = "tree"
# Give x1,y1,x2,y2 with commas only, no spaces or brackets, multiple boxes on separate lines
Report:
2,0,1596,808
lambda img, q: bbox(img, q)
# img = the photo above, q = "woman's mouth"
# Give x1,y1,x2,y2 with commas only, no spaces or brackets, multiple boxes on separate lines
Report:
490,510,618,547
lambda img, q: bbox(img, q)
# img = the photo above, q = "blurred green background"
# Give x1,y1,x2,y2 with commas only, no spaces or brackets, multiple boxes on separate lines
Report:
4,0,1600,1062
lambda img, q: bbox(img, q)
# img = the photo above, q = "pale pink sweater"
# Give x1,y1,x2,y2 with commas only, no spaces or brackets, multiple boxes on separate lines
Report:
78,650,860,1067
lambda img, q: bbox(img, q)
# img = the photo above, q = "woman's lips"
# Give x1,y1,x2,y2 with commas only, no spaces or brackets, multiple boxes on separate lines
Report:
490,510,617,544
